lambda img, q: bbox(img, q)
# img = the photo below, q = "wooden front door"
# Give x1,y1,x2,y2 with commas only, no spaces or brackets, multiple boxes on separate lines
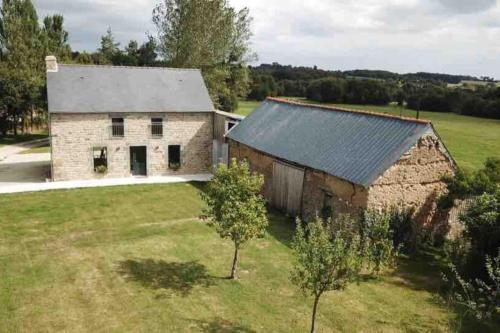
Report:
272,161,305,216
130,146,147,176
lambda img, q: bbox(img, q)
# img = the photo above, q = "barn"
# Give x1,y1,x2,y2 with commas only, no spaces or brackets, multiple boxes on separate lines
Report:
227,98,456,224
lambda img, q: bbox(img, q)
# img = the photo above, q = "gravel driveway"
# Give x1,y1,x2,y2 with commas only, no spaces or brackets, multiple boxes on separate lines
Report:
0,139,51,188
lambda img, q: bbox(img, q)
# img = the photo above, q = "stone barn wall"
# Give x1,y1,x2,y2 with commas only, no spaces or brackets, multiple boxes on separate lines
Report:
367,134,455,225
230,134,454,227
229,141,369,220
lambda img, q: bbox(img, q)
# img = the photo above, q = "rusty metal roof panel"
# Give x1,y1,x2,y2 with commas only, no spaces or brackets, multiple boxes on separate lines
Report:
227,99,432,187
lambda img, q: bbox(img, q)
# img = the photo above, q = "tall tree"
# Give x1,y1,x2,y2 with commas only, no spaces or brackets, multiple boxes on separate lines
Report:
137,36,158,66
152,0,255,111
98,27,120,64
200,159,268,279
291,217,363,333
41,14,71,61
0,0,44,134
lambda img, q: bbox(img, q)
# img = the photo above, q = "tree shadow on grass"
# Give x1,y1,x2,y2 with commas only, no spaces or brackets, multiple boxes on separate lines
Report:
117,259,214,296
266,209,295,248
188,317,256,333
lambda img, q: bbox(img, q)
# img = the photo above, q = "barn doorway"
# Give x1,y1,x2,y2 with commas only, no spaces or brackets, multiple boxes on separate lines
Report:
272,161,305,216
130,146,147,176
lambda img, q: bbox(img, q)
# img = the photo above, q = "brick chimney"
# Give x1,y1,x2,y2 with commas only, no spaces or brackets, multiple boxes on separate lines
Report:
45,55,58,72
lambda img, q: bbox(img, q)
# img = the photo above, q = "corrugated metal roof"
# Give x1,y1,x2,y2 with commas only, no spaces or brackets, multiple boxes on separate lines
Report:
47,64,214,113
227,98,432,187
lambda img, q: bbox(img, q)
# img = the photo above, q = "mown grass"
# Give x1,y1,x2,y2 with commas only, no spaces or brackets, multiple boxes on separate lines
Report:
18,141,50,154
0,183,492,332
0,133,47,148
236,99,500,171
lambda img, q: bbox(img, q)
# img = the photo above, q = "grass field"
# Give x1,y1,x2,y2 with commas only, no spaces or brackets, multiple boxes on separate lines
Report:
0,133,47,148
1,183,495,332
18,141,50,154
236,99,500,171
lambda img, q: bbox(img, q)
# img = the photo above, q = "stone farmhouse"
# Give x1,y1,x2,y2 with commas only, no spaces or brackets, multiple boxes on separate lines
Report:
227,98,456,224
46,56,241,181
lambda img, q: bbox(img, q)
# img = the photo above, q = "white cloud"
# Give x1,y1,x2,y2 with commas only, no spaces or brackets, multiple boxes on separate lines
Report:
33,0,500,78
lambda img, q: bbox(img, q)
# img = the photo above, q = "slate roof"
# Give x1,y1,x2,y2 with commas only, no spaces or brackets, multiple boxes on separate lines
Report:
47,64,214,113
227,98,434,187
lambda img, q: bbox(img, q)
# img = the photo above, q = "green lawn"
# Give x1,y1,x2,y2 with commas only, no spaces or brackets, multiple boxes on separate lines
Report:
0,183,493,332
0,133,48,148
236,100,261,116
18,142,50,154
236,99,500,171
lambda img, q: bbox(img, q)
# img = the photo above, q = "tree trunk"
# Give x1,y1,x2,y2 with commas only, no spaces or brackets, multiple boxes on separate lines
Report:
310,293,321,333
230,243,240,280
30,106,34,133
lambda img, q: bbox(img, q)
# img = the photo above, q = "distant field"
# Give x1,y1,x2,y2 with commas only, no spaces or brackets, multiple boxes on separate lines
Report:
236,100,261,116
236,99,500,171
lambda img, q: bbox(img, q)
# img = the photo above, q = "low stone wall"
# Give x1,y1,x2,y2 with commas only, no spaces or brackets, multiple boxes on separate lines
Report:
50,112,213,181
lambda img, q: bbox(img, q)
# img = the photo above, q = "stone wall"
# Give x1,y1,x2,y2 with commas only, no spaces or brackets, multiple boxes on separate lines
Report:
230,133,454,225
367,134,455,225
229,141,274,200
302,170,368,221
229,141,368,220
50,112,213,181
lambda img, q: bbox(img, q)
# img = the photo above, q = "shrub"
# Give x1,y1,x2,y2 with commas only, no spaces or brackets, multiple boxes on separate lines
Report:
444,250,500,320
95,165,107,174
360,210,398,275
388,207,416,253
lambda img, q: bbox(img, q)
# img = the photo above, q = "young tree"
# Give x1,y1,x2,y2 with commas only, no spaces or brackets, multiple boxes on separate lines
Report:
152,0,255,111
291,217,363,333
200,159,268,279
360,210,397,275
98,27,120,64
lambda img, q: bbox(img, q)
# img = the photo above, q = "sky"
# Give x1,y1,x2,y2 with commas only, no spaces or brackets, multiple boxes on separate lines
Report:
34,0,500,78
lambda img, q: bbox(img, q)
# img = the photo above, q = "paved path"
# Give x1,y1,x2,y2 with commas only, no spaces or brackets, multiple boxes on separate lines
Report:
0,174,212,194
0,139,212,195
0,138,49,161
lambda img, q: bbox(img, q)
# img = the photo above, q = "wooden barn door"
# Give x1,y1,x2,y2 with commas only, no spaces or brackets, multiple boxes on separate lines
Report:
272,161,305,216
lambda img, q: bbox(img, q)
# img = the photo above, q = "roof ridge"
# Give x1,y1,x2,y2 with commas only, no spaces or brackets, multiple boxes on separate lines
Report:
58,63,201,71
266,97,431,125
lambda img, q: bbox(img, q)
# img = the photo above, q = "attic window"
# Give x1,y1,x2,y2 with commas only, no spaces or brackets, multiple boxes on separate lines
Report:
111,118,124,137
151,118,163,137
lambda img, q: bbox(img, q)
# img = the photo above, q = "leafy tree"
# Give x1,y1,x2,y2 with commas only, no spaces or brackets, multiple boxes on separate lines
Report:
360,210,397,275
0,0,44,135
137,36,158,66
200,159,268,279
98,27,120,64
40,14,71,60
460,191,500,274
445,250,500,319
290,216,363,333
74,51,93,64
152,0,254,111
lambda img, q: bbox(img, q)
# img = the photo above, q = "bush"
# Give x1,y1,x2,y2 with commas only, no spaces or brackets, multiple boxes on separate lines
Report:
388,207,416,253
95,165,107,174
444,250,500,320
360,210,397,275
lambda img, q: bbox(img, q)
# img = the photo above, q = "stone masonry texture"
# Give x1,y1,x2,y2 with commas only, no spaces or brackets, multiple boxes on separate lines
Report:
50,112,213,181
229,134,455,225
